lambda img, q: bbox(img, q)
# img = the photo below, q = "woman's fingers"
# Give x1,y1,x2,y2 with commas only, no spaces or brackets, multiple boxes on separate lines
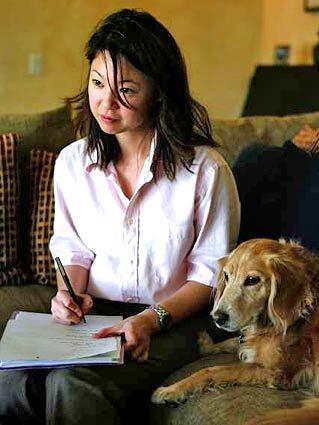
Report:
77,294,93,314
51,290,86,324
131,342,150,362
93,316,151,362
138,347,150,362
93,326,117,338
51,302,82,324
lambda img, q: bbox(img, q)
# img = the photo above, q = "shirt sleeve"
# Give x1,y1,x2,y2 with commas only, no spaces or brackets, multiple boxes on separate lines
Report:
49,152,95,269
186,159,240,287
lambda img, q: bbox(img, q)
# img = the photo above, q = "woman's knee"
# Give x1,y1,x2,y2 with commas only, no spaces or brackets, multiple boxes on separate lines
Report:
0,370,27,398
0,370,41,420
46,367,86,395
46,368,121,424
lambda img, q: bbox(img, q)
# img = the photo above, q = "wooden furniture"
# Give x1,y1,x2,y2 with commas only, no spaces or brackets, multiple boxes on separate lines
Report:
242,65,319,116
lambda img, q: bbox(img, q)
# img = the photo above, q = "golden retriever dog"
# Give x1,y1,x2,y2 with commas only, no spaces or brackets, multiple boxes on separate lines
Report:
152,238,319,425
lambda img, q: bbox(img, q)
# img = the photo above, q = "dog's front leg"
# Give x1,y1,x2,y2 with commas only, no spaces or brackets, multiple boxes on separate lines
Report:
152,363,279,405
198,332,238,356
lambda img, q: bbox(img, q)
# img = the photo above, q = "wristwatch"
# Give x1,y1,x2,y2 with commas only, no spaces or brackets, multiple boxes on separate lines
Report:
147,304,172,331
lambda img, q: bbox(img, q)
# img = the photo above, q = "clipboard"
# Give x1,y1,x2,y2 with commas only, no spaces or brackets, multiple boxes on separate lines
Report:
0,311,124,370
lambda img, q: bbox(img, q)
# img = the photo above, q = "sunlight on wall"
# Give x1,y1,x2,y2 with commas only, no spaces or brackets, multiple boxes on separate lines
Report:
0,0,262,118
2,1,318,118
259,0,319,65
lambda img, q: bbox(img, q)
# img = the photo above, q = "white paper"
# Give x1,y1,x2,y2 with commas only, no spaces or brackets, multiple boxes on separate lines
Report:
0,312,123,366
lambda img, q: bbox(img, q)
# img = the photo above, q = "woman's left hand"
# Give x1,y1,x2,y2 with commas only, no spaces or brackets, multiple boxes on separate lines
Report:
93,309,159,362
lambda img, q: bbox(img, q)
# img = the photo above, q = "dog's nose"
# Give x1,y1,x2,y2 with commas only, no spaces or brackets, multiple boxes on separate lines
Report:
213,311,229,327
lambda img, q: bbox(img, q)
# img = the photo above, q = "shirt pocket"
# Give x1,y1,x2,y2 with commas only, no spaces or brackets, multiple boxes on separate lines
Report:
168,222,194,243
161,221,194,266
152,222,194,289
143,218,193,269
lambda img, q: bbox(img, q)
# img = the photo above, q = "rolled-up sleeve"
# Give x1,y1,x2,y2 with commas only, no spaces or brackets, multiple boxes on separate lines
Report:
186,160,240,287
49,153,95,269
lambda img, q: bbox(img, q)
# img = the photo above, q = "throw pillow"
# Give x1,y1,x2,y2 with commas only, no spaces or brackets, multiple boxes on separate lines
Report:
0,133,26,285
29,149,57,285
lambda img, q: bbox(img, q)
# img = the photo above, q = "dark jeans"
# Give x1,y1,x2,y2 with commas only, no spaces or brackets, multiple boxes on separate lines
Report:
0,299,227,425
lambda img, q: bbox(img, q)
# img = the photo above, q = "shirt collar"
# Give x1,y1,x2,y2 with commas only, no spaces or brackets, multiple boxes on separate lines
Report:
140,132,156,182
84,132,157,180
84,146,98,173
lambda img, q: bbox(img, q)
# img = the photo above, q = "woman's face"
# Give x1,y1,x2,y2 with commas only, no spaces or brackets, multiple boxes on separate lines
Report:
88,51,154,140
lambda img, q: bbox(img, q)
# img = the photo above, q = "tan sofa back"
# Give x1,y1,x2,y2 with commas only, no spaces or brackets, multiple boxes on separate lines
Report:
0,106,74,158
1,106,319,164
213,111,319,164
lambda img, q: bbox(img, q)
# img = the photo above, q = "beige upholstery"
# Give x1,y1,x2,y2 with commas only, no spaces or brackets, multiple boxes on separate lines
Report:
150,354,306,425
0,107,317,424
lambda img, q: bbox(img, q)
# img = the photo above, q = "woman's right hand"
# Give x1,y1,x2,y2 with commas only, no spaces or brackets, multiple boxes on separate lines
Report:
51,290,93,325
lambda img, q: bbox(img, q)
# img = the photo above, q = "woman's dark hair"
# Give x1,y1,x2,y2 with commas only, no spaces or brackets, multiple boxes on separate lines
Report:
69,8,217,179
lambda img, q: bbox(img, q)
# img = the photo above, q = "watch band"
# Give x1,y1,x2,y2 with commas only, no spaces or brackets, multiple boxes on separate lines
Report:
147,304,172,331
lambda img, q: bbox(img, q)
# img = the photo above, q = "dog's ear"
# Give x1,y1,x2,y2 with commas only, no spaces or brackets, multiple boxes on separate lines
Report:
267,254,307,334
213,256,228,306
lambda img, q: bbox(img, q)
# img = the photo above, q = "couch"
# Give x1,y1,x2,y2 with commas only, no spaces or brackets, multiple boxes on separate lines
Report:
1,106,318,424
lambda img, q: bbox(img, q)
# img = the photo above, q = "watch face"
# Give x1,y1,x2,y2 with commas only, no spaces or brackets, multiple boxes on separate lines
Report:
149,305,172,330
158,307,172,330
162,313,171,328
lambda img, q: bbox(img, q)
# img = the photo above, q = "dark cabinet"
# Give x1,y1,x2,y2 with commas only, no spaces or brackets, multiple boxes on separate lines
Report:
242,65,319,116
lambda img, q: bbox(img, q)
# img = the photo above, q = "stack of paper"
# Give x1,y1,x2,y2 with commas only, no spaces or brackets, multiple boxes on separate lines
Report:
0,311,124,369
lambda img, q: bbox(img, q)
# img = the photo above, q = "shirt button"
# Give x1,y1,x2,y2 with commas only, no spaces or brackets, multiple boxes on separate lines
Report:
127,218,134,225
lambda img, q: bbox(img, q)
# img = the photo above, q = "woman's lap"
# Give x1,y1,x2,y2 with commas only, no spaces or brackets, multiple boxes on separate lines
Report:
0,301,223,424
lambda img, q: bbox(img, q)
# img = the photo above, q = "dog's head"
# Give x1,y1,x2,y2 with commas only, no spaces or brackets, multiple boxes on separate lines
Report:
212,238,318,334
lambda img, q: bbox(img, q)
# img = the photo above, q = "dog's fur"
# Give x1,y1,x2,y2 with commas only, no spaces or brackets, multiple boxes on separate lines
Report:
152,239,319,425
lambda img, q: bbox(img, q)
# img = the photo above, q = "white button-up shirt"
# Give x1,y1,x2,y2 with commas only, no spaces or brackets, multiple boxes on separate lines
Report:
49,136,240,305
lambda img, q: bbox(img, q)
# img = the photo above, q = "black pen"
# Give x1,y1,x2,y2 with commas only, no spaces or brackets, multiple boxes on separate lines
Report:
55,257,87,324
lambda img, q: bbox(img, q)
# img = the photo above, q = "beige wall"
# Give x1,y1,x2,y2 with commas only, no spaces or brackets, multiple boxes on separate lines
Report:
259,0,319,64
0,0,262,118
2,1,318,119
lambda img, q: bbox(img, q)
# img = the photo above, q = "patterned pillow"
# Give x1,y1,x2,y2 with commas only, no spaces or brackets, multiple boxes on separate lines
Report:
29,149,57,285
0,133,26,285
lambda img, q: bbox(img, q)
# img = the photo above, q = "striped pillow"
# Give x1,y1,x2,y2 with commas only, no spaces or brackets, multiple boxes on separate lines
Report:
0,133,25,285
29,149,57,285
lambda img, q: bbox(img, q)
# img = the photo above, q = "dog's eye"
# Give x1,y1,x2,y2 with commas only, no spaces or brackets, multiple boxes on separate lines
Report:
244,276,260,286
224,271,229,282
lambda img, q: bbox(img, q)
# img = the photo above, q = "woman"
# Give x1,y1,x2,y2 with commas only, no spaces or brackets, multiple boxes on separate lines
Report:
0,9,240,424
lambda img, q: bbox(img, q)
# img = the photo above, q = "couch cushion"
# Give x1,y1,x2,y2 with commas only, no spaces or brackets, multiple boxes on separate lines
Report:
150,353,306,425
29,150,57,285
247,111,319,147
212,118,257,164
0,134,26,286
0,284,56,336
212,111,319,166
1,106,74,281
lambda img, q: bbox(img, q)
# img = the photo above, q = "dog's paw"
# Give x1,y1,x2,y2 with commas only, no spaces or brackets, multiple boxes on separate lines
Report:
198,330,215,356
151,385,187,405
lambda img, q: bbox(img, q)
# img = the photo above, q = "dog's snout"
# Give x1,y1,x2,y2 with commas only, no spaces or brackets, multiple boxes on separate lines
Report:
213,311,229,327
